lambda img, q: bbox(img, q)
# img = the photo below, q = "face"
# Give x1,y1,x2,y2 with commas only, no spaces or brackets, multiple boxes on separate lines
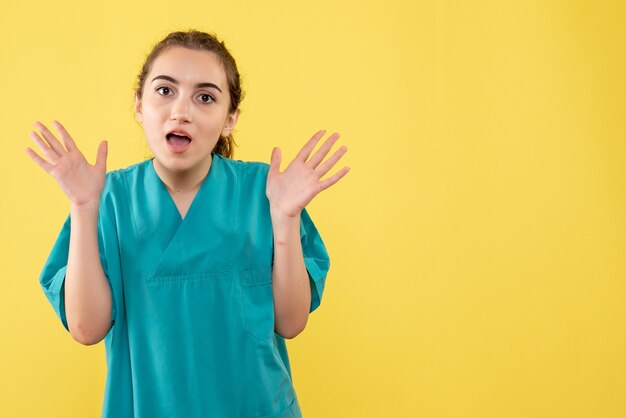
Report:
134,46,240,173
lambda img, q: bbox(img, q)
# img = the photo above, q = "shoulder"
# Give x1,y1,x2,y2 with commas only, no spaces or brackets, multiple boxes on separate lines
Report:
216,154,270,184
218,154,269,173
102,160,142,186
108,159,152,179
215,155,270,202
100,154,270,194
99,159,152,205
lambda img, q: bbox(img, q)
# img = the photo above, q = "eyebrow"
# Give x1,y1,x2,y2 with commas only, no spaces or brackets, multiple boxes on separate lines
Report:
151,75,223,93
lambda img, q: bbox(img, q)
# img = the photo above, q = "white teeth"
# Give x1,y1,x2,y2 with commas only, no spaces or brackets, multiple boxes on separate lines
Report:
167,132,191,140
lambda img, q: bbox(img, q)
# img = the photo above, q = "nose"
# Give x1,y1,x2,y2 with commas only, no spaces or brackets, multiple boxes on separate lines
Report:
171,97,191,122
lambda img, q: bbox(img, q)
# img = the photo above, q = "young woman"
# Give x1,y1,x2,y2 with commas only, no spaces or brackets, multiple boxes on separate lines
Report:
28,30,349,418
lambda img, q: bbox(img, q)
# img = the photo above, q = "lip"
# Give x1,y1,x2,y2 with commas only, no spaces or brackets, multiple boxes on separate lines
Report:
166,128,193,140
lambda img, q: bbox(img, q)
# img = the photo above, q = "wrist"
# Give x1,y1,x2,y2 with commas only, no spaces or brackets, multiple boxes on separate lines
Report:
269,199,301,218
270,205,301,221
70,200,100,215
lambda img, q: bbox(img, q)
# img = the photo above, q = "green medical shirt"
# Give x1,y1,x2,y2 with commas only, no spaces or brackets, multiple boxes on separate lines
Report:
39,152,330,418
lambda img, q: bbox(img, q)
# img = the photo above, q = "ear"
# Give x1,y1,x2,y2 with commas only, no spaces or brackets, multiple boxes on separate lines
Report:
221,108,241,137
134,93,143,124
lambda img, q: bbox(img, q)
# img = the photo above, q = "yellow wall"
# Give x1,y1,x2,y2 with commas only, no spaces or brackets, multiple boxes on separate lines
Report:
1,0,625,417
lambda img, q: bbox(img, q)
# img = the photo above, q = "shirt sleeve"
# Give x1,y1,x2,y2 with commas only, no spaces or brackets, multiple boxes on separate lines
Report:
38,185,117,333
299,207,331,313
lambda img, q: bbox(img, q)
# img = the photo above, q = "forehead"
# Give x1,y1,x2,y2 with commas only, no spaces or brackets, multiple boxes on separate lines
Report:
149,46,227,90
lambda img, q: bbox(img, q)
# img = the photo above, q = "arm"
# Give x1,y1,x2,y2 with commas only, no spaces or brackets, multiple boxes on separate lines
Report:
265,129,349,338
26,120,111,345
271,208,311,339
65,202,113,345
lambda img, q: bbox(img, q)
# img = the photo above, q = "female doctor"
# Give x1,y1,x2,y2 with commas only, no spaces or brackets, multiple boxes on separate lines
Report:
27,30,349,418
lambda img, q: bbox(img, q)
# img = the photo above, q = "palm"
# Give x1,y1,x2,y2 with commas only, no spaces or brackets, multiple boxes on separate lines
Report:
266,130,350,218
26,121,108,207
53,150,106,205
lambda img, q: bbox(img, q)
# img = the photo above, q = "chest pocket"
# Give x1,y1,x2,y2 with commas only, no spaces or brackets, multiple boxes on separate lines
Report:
240,267,275,341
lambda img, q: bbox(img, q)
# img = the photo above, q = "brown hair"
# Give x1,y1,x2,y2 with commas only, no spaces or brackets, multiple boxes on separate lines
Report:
134,30,245,159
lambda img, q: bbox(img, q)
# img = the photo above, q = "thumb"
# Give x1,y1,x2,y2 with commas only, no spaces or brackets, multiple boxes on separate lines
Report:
269,147,281,175
95,140,108,172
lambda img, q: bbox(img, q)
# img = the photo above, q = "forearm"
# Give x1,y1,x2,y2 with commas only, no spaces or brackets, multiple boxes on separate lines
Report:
271,208,311,339
65,203,112,345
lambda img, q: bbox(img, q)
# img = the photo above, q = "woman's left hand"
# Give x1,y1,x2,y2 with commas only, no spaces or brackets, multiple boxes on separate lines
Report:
266,130,350,218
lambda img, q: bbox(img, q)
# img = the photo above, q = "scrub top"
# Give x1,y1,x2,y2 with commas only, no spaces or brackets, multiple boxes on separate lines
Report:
38,152,331,418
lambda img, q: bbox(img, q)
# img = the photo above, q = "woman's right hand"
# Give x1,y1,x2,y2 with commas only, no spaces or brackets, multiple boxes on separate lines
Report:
26,120,108,210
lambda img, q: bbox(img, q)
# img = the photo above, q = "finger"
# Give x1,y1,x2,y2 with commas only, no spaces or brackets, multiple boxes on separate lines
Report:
34,121,67,155
268,147,282,176
25,147,54,173
295,129,326,163
316,145,349,179
29,130,60,163
308,132,341,168
318,166,350,192
95,140,108,172
51,120,78,152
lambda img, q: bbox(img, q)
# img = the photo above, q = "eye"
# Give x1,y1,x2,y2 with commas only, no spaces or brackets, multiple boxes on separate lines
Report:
156,86,172,96
198,93,215,104
155,87,214,104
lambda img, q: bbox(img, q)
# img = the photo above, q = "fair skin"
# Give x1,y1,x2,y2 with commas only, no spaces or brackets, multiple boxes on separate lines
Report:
26,121,110,345
134,46,240,216
267,131,349,337
26,46,350,343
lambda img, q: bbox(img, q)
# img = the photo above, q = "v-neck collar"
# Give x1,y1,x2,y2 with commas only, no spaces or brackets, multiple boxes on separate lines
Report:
148,152,220,222
137,151,237,277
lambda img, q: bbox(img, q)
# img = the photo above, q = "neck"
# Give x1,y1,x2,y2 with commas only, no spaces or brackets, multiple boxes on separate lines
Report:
152,155,213,193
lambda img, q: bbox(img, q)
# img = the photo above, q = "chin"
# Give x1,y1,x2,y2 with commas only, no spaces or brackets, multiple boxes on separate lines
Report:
157,153,212,174
154,154,189,171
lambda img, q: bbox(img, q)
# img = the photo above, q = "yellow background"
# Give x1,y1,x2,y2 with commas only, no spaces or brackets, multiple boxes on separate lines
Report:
1,0,625,417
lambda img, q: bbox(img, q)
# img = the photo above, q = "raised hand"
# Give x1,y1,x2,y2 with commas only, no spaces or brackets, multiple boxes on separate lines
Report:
266,130,350,218
26,121,108,209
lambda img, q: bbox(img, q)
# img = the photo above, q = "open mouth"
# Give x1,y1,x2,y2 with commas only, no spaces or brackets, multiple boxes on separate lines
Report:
166,132,192,144
165,133,192,153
